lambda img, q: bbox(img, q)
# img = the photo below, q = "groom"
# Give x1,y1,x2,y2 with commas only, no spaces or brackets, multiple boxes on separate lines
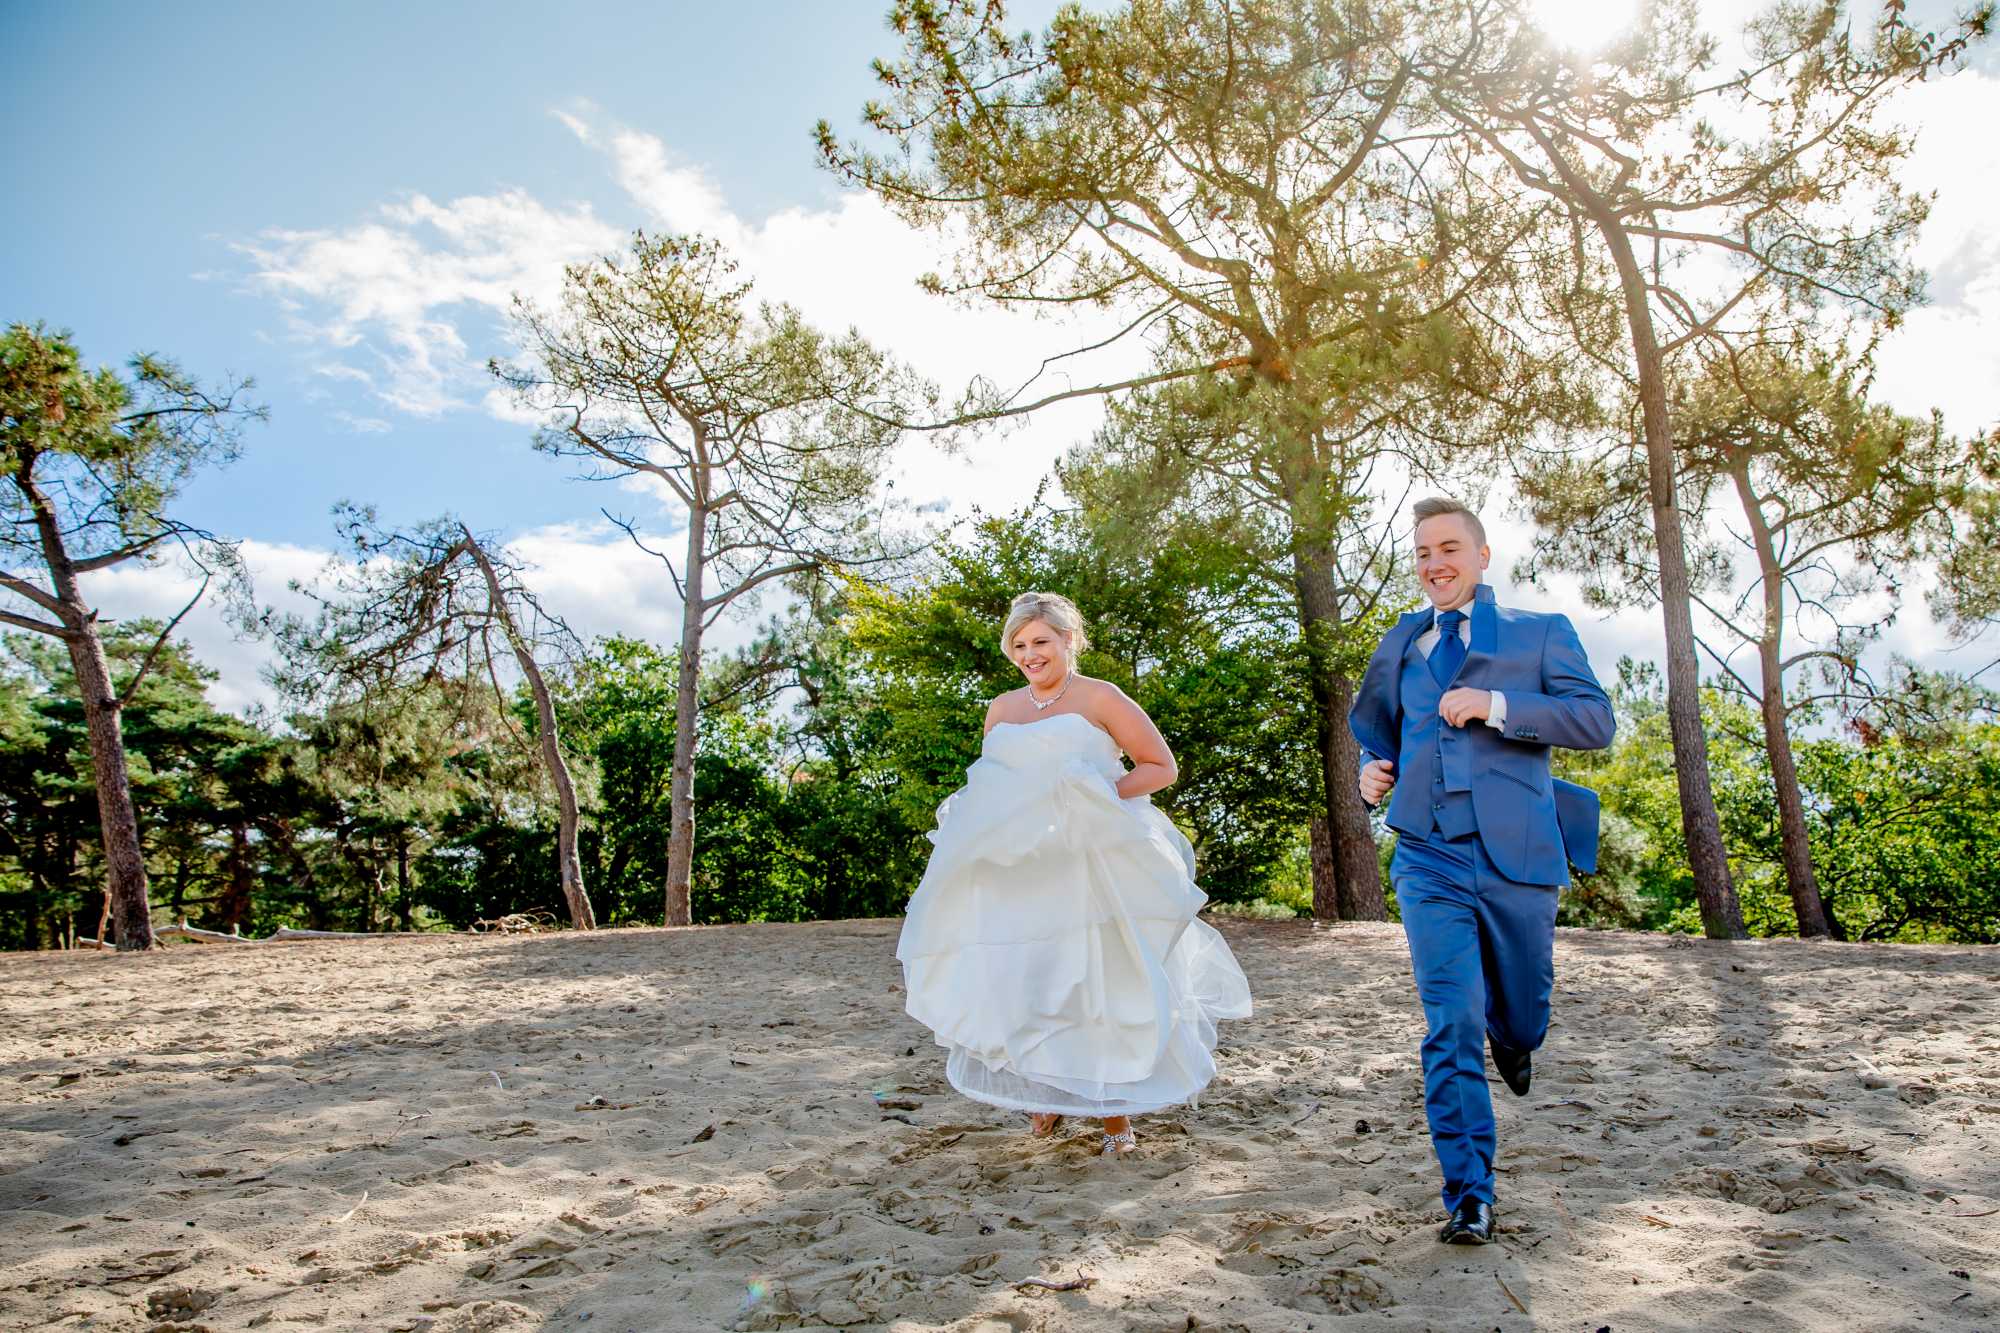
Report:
1348,496,1614,1244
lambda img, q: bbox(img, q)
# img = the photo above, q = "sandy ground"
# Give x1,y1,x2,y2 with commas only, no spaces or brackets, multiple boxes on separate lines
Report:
2,919,1997,1333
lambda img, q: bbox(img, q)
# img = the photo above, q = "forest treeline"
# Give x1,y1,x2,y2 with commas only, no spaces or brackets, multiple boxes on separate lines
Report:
2,502,1995,948
6,0,1999,950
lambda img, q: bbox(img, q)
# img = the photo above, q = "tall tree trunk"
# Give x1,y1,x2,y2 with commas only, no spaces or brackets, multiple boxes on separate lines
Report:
1293,552,1387,921
63,622,155,950
529,677,594,931
1308,814,1336,920
462,530,595,930
396,832,414,932
1323,669,1384,918
363,844,382,933
1755,670,1834,938
664,503,706,927
1596,221,1747,940
29,855,48,950
17,466,156,951
341,835,382,932
1732,466,1834,940
218,823,254,934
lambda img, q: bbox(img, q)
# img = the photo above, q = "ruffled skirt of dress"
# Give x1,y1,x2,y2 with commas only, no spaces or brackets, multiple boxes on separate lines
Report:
896,753,1253,1116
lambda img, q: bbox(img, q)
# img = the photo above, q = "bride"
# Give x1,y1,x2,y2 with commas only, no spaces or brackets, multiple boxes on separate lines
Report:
896,591,1253,1157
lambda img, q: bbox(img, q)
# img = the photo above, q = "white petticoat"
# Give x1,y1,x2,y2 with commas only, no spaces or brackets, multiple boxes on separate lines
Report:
895,712,1253,1116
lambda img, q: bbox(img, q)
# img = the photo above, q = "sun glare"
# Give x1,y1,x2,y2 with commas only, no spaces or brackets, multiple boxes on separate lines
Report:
1529,0,1639,54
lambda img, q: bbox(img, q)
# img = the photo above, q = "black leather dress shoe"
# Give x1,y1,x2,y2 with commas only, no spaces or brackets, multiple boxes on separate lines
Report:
1438,1198,1494,1245
1490,1036,1531,1097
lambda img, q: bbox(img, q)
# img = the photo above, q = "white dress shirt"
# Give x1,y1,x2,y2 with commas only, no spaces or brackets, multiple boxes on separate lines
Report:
1415,604,1508,730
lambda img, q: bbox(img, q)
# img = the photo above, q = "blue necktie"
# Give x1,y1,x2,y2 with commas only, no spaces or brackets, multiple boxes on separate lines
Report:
1429,610,1466,687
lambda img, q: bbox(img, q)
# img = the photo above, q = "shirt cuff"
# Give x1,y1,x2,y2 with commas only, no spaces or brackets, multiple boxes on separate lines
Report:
1483,691,1508,730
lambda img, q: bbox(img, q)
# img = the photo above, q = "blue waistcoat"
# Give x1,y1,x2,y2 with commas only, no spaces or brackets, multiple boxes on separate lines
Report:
1397,633,1479,841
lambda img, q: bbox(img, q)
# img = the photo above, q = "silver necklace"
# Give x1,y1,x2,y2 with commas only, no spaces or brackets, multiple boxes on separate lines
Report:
1029,672,1073,710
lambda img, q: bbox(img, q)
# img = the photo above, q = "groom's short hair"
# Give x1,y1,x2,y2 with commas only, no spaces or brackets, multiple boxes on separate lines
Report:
1412,495,1486,546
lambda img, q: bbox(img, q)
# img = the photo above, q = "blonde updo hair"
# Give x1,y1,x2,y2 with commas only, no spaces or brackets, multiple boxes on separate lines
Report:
1001,591,1090,664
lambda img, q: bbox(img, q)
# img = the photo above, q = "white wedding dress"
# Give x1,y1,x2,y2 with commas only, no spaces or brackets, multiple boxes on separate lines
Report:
896,711,1253,1116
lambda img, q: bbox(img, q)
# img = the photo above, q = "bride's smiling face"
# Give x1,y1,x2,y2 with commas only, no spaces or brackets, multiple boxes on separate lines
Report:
1008,619,1071,690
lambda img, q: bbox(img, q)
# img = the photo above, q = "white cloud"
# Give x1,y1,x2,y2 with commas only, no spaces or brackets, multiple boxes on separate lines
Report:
507,520,690,648
238,106,1140,526
1871,70,2000,434
77,540,327,717
239,190,627,417
332,411,392,435
314,363,375,387
68,525,768,719
561,104,747,252
547,106,1141,518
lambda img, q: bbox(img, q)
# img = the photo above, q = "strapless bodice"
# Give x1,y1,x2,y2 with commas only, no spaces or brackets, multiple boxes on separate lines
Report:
979,711,1123,779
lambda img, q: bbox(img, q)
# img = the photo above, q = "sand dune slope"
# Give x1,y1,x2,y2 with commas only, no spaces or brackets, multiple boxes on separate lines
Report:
2,919,1996,1332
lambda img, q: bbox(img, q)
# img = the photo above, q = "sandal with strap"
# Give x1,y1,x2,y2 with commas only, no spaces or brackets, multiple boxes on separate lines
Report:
1100,1128,1138,1157
1029,1113,1065,1138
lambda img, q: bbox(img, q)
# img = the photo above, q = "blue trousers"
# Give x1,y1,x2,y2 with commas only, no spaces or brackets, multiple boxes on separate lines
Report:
1393,830,1560,1212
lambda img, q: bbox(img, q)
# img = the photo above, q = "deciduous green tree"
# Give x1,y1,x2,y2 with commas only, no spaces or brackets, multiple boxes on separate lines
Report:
850,504,1320,901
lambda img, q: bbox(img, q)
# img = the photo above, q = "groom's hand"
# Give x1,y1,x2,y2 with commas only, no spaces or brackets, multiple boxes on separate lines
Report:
1358,758,1395,806
1438,688,1493,727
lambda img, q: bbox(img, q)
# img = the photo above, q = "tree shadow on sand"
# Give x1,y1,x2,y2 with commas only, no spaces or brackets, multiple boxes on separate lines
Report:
1478,930,2000,1332
0,920,1995,1330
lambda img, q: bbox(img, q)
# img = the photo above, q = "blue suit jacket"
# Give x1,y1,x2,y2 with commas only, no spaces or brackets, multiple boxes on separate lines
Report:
1348,585,1615,885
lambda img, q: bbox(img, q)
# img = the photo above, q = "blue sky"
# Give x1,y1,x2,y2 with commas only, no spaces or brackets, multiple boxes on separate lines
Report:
2,1,1055,545
3,0,1998,710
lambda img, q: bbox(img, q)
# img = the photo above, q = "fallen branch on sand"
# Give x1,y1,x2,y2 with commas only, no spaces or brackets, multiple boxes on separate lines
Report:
76,921,463,947
1014,1270,1098,1293
471,911,560,934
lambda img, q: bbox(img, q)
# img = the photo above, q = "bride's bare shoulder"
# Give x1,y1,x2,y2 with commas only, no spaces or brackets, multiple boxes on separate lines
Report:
1073,675,1132,710
984,688,1031,731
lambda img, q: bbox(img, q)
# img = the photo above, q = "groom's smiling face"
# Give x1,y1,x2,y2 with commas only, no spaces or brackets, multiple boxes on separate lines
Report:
1413,513,1490,612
